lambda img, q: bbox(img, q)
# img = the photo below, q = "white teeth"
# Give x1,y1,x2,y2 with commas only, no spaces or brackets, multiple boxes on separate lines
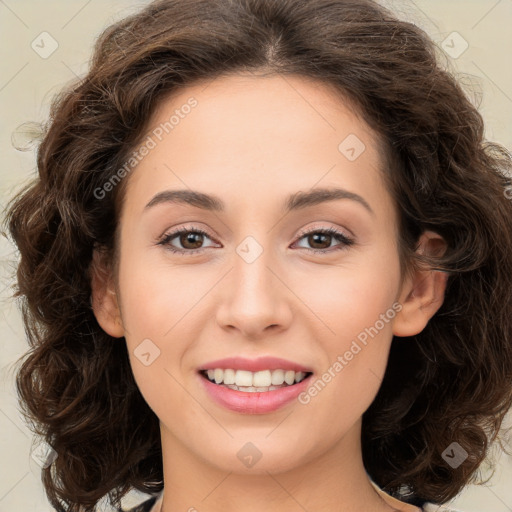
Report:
214,368,223,384
271,369,285,385
224,384,282,392
203,368,310,387
284,370,295,385
223,368,236,385
253,370,271,387
235,370,253,387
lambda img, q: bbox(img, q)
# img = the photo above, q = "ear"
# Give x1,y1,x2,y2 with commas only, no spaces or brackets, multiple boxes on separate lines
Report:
393,230,449,337
90,248,125,338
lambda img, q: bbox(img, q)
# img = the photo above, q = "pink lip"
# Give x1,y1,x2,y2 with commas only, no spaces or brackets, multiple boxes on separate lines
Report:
198,356,313,373
198,372,313,414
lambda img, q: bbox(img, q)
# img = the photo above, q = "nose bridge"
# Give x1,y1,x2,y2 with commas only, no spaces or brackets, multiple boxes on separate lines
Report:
215,233,292,336
231,234,278,306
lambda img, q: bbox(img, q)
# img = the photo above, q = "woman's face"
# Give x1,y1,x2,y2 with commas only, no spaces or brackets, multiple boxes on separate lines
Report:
102,73,407,474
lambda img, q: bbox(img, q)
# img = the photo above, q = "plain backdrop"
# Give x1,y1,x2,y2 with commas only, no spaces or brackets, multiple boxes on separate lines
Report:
1,1,511,511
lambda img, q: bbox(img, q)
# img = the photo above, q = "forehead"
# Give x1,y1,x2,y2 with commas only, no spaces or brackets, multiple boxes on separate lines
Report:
148,72,373,153
122,72,392,220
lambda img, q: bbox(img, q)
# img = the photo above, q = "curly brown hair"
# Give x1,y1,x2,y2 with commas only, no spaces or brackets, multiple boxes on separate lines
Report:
3,0,512,510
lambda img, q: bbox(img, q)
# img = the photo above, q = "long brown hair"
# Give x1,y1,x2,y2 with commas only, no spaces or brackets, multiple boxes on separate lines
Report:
4,0,512,510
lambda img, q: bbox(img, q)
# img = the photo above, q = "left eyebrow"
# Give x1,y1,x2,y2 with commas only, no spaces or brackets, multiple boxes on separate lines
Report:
284,187,374,216
144,186,374,216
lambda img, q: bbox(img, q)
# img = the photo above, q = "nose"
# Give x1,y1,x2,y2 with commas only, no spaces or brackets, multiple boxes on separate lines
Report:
215,243,293,340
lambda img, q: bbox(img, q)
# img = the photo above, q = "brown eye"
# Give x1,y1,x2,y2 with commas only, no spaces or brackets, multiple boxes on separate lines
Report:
294,227,355,254
158,227,217,254
179,231,205,249
307,232,333,250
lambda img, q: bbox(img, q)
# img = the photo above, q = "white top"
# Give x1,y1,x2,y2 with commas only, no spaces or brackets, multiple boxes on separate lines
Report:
370,480,464,512
423,505,465,512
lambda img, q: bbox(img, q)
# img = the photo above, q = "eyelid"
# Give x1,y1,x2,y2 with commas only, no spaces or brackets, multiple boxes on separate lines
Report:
157,224,219,253
157,223,355,254
295,223,354,241
291,225,355,253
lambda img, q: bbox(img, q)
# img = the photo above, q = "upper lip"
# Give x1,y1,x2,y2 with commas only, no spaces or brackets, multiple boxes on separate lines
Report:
198,356,313,373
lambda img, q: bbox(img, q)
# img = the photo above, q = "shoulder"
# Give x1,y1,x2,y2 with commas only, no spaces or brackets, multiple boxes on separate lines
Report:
422,503,466,512
118,495,158,512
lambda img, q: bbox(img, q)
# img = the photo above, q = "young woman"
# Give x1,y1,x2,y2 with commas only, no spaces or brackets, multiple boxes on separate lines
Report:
5,0,512,511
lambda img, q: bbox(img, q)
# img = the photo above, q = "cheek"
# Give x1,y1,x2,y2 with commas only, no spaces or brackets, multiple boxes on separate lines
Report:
296,249,401,401
118,236,401,354
118,255,208,337
116,252,225,410
298,250,401,343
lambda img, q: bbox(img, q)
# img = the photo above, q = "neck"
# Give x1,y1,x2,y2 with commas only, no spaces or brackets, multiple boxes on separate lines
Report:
155,418,405,512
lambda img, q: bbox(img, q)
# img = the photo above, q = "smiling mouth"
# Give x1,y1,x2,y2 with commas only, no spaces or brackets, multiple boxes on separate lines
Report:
199,369,313,392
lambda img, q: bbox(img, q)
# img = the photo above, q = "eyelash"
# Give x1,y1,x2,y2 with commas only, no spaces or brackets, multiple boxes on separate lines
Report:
157,226,355,255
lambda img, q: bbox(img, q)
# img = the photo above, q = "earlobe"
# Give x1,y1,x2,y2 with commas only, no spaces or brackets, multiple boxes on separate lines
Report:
392,231,449,338
90,248,125,338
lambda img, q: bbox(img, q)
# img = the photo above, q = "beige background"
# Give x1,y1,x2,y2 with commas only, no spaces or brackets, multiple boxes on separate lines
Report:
1,0,511,510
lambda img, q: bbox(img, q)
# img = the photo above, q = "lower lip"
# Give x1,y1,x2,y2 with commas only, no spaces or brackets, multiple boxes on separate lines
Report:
198,372,313,414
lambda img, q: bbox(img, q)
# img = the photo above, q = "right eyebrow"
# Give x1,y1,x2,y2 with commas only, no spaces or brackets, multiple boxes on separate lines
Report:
144,186,374,216
144,189,224,211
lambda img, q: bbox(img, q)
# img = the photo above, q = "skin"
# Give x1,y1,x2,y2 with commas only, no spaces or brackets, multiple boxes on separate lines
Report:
91,72,448,512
